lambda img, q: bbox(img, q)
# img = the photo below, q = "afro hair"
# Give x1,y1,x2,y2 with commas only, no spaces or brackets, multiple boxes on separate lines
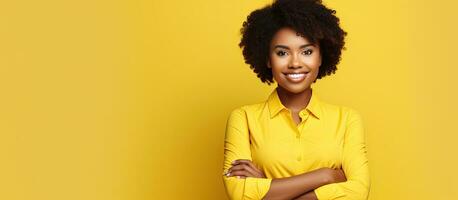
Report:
239,0,347,84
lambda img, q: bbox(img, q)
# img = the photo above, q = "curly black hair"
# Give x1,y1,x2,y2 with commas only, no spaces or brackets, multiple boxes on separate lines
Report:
239,0,347,85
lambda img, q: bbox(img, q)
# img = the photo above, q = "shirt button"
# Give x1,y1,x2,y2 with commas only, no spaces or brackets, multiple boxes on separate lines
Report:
297,155,302,161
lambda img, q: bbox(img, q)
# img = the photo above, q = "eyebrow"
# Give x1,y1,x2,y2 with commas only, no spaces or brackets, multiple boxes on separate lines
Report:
274,44,315,49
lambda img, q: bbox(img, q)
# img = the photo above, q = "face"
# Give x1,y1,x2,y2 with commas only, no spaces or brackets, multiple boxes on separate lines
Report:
267,27,322,94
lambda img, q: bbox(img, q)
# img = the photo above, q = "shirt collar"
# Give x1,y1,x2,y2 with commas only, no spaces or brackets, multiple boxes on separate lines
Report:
267,88,321,120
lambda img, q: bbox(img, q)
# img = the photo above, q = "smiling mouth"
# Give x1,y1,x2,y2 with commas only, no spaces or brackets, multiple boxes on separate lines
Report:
283,72,308,82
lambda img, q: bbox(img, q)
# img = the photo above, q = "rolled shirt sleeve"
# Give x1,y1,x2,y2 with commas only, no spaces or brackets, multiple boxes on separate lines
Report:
222,108,272,200
314,109,371,200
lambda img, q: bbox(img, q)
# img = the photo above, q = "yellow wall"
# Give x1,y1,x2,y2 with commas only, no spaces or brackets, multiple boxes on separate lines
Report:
1,0,457,199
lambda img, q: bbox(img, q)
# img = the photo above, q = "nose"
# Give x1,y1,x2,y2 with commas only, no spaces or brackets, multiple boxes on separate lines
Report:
288,53,302,69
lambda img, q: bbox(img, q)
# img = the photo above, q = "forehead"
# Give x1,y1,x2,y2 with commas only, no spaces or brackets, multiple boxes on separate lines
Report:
270,27,312,47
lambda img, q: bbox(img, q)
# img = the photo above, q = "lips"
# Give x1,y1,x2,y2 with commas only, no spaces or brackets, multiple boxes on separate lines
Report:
283,72,308,83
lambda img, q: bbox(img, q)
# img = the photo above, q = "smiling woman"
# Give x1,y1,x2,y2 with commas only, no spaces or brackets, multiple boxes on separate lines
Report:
222,0,370,200
268,27,322,96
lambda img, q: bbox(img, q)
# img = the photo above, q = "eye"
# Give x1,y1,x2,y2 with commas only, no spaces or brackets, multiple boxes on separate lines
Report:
302,49,313,55
276,50,288,57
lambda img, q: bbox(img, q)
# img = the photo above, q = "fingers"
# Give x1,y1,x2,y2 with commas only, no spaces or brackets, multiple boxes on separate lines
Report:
225,163,255,178
227,167,253,178
232,159,262,173
224,159,265,179
333,168,347,182
338,169,347,181
229,163,258,177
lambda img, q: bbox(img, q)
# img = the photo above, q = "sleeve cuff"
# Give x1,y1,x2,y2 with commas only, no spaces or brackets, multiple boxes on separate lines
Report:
314,183,346,200
244,177,272,199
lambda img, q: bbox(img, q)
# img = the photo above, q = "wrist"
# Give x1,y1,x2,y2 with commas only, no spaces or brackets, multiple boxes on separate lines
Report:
318,168,333,185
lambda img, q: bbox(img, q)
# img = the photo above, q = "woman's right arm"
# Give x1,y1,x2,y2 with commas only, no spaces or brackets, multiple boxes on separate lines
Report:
262,168,346,200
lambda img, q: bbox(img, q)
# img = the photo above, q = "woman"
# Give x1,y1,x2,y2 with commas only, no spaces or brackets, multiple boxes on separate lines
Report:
222,0,370,199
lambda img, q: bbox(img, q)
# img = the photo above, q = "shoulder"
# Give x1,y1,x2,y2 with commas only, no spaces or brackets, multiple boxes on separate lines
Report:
320,100,363,123
227,101,266,117
225,102,266,130
338,105,364,127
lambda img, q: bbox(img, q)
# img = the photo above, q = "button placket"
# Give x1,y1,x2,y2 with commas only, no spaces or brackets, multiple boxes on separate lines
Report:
296,110,311,162
301,110,312,134
296,134,302,161
295,119,303,161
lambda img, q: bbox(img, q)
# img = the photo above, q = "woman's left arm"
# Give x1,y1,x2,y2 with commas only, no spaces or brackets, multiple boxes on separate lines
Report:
313,109,371,200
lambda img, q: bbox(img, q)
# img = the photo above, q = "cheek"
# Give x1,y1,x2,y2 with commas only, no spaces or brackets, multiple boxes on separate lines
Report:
271,57,288,67
270,59,288,74
303,55,321,69
272,68,283,79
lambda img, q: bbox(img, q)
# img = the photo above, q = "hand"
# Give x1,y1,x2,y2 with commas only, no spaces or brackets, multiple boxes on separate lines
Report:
321,168,347,184
224,159,266,179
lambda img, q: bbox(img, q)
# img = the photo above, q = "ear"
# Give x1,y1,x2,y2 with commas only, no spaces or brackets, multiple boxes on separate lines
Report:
267,60,271,69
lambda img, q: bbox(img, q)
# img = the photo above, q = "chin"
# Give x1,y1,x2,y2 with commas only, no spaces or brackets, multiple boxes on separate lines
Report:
280,84,310,94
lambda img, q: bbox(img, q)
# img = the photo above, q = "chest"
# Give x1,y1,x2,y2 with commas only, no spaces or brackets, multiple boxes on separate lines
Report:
248,114,345,176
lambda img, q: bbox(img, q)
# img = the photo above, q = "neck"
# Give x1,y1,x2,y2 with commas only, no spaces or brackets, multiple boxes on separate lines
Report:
276,86,312,112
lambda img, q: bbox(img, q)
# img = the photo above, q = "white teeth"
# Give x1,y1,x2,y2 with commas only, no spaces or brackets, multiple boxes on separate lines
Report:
286,73,306,78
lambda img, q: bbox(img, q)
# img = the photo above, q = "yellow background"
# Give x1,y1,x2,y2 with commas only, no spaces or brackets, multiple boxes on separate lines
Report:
1,0,457,199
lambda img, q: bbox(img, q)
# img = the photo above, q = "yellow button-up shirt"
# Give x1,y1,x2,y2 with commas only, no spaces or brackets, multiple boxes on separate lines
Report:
222,88,370,200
